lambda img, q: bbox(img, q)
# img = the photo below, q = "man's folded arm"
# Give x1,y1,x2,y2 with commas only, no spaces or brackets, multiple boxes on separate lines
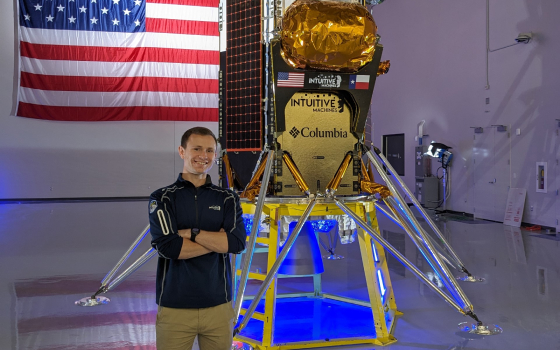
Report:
149,195,211,260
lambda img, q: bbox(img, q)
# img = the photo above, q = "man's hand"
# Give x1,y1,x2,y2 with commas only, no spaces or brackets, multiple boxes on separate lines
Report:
178,228,191,239
178,228,225,239
177,228,229,254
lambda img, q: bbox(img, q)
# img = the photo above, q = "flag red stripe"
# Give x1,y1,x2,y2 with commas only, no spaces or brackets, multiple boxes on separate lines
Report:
31,344,155,350
18,311,156,334
21,72,218,94
146,18,218,36
14,275,154,297
148,0,219,7
18,103,218,122
355,82,369,89
20,42,219,65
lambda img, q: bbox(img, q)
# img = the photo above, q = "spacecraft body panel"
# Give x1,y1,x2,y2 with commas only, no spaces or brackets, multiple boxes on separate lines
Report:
276,91,359,195
269,39,382,196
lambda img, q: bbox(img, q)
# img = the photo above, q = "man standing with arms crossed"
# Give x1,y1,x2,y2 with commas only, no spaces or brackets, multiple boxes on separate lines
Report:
149,127,246,349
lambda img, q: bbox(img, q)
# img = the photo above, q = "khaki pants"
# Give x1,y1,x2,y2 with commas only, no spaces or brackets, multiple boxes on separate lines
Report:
156,302,234,350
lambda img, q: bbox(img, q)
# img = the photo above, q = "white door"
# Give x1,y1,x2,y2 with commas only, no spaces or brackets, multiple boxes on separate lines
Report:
473,130,494,219
493,126,511,219
473,126,511,221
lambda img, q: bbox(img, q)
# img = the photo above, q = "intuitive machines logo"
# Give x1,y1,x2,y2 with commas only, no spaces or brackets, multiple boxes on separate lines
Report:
290,96,345,113
308,74,342,88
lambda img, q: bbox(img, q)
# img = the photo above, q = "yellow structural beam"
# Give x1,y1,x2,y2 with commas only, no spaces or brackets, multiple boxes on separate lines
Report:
235,200,400,349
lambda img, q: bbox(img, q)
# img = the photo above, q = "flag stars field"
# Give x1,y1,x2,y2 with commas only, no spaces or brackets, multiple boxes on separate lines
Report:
22,0,155,30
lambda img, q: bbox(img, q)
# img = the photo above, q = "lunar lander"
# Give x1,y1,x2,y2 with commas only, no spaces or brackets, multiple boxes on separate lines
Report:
76,0,501,349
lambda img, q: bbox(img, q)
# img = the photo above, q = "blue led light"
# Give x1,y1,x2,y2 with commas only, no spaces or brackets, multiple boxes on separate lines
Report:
242,214,254,235
377,270,386,296
310,220,337,233
242,217,339,236
370,240,379,263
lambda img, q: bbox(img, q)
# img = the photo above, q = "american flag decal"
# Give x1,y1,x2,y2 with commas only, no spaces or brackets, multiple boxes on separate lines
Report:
17,0,220,121
277,72,305,88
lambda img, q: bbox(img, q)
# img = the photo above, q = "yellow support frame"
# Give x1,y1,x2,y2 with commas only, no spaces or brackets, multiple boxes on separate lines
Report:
236,200,401,349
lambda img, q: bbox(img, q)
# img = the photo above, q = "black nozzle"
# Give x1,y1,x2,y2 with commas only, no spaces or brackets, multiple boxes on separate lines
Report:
91,285,107,300
466,310,483,326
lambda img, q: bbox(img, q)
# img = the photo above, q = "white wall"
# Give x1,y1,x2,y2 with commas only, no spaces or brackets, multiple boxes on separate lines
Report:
370,0,560,227
0,0,219,199
2,0,560,227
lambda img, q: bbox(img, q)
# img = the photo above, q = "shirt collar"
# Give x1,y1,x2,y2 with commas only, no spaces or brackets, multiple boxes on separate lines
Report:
176,173,213,187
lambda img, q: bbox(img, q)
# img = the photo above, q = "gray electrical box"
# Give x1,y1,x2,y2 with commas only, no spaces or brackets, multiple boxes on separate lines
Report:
415,177,439,209
415,146,431,178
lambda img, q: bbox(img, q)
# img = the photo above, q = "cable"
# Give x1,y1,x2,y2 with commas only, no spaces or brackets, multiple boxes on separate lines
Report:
431,165,451,211
446,167,451,201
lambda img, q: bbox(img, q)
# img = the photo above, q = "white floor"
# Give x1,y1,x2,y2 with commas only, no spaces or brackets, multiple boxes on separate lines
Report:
1,201,559,350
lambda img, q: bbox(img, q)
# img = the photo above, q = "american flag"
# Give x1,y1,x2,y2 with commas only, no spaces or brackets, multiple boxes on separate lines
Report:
277,72,305,88
17,0,219,122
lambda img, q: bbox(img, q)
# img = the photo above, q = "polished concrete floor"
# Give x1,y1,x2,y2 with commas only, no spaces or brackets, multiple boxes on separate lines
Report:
1,201,559,350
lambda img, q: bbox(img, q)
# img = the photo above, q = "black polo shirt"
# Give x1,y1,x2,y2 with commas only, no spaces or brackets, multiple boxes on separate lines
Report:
149,174,246,308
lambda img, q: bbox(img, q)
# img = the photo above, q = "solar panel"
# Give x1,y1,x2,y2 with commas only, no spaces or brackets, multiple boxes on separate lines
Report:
225,0,263,151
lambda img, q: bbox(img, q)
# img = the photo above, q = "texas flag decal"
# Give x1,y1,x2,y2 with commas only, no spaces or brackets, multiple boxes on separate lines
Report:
349,75,370,90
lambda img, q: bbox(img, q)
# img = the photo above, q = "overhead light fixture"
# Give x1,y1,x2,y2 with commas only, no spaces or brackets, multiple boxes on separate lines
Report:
490,32,534,52
515,32,532,44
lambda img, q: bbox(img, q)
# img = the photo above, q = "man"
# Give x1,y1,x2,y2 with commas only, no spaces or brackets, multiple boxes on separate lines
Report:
149,127,246,349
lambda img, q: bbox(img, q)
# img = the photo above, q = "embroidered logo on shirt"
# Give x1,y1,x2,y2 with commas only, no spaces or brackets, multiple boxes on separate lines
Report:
149,200,158,213
209,205,221,211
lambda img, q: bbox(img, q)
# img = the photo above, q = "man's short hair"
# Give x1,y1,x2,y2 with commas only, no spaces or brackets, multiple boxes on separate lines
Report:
181,127,218,148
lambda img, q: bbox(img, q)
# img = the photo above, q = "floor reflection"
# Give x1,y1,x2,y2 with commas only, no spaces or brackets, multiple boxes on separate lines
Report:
1,202,559,349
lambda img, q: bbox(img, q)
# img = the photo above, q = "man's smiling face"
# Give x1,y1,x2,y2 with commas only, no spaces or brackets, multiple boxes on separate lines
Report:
179,134,217,176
